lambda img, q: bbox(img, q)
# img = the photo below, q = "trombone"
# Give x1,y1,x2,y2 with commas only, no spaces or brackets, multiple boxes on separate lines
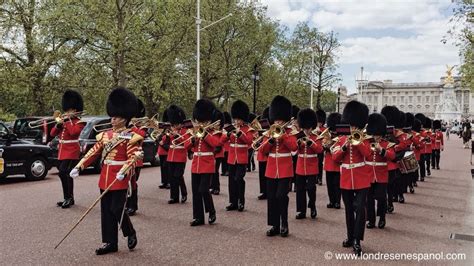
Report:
93,121,112,132
28,110,86,128
171,120,221,146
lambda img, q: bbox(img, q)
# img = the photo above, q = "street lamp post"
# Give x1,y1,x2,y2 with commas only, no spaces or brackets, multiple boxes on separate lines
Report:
252,64,259,114
337,87,341,113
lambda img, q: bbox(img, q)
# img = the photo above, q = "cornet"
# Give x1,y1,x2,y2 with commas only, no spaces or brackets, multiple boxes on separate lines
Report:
172,120,221,146
251,120,293,151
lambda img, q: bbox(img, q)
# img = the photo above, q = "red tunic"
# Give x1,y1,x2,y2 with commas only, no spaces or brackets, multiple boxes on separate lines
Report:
185,131,221,174
76,128,142,190
261,128,298,179
388,130,408,171
433,130,444,150
50,118,85,160
331,135,372,190
214,131,225,158
323,135,340,172
360,139,395,184
411,133,423,160
220,124,254,165
131,126,147,167
166,128,189,163
420,130,432,154
295,135,323,176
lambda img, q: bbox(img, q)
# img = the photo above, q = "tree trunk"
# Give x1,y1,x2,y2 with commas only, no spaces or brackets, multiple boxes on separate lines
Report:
114,0,126,87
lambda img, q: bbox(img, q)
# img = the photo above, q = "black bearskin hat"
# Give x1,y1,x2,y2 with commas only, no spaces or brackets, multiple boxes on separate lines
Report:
212,109,224,129
413,119,422,132
367,113,387,136
136,99,146,118
432,120,441,130
405,113,414,128
297,108,317,129
162,110,168,122
269,95,292,122
326,112,341,132
396,111,406,129
223,111,232,125
262,107,269,119
381,106,400,127
62,89,84,112
106,87,138,120
424,117,432,129
292,105,300,119
342,100,369,129
193,99,215,122
166,105,186,125
316,109,326,124
231,100,250,122
414,113,426,125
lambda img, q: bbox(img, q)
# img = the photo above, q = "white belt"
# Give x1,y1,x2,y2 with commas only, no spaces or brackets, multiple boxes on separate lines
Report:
170,145,185,149
435,140,441,142
230,144,248,148
59,140,79,144
103,160,127,166
366,161,387,166
269,153,292,158
341,162,366,169
193,152,214,156
298,154,318,158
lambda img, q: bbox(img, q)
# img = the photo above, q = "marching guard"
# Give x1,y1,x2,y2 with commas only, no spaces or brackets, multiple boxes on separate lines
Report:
316,109,327,186
158,111,171,189
221,100,254,212
164,105,188,204
422,117,433,176
331,100,370,255
210,109,224,195
261,96,298,237
221,111,232,177
69,87,140,255
185,99,220,226
431,120,444,170
363,113,395,229
411,119,423,187
324,113,342,209
295,108,323,219
51,90,85,209
415,113,428,181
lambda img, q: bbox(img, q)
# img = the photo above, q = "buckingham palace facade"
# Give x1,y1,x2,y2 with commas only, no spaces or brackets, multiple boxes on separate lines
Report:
338,77,472,119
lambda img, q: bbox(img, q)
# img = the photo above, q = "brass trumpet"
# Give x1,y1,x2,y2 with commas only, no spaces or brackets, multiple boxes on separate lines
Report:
28,110,86,128
172,120,221,146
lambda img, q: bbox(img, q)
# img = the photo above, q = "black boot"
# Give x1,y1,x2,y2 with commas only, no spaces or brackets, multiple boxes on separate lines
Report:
310,208,317,219
353,239,362,256
266,226,280,237
257,194,267,200
61,198,74,209
334,203,341,209
378,217,386,229
366,222,375,229
237,203,245,212
326,203,334,208
209,211,216,224
158,183,168,189
127,208,136,216
280,227,289,237
181,195,187,203
57,200,65,207
398,195,405,203
409,186,415,194
190,219,204,226
225,204,237,211
127,233,138,250
168,199,179,204
387,204,394,213
413,182,418,187
95,243,118,255
295,212,306,219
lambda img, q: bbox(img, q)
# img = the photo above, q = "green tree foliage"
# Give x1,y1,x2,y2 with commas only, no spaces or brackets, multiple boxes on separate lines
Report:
0,0,341,119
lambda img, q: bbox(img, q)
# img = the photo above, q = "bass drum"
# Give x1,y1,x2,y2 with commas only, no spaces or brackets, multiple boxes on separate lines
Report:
398,151,419,174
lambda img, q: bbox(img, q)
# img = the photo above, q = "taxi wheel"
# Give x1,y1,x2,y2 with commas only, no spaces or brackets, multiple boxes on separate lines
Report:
26,157,48,180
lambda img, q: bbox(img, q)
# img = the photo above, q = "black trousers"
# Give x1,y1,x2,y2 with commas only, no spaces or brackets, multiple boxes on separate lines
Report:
341,188,368,241
418,156,425,179
211,157,222,191
412,167,419,184
228,164,247,206
290,156,297,188
221,151,229,175
432,149,441,168
316,153,324,183
267,178,290,229
367,183,387,224
100,189,136,244
127,168,141,210
424,153,431,175
191,173,215,221
326,171,341,205
397,173,409,196
258,161,267,195
159,155,170,185
169,162,187,201
247,150,255,171
295,174,316,213
58,160,78,200
387,170,399,206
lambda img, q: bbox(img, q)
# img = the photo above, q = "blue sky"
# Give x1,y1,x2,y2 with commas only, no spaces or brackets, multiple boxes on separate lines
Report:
259,0,460,93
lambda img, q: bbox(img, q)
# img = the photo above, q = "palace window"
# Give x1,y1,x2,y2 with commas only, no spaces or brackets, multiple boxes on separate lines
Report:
425,96,429,102
392,96,396,102
401,96,405,102
384,96,388,103
417,96,421,102
409,96,413,102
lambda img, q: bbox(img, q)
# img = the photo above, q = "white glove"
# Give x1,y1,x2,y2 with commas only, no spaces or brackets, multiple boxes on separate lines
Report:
69,168,80,178
116,173,125,181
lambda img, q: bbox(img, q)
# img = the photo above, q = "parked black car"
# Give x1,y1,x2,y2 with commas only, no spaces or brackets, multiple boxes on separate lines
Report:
13,117,56,145
0,122,55,180
79,117,159,173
